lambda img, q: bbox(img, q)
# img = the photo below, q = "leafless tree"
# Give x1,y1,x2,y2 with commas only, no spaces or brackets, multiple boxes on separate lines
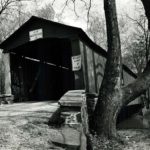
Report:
51,0,150,139
87,15,107,49
35,3,55,20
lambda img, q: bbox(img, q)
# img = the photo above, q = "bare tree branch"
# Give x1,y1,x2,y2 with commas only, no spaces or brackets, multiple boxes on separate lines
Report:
51,0,92,25
60,0,69,15
126,14,147,34
87,0,91,24
0,0,33,16
51,0,56,5
80,0,87,7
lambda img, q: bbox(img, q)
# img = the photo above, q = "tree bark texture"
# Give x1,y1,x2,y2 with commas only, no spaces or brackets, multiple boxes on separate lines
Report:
93,0,122,137
93,0,150,138
122,61,150,105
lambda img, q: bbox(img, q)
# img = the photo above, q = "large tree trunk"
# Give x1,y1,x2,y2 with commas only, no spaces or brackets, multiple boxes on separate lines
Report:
93,0,150,138
93,0,122,137
122,61,150,105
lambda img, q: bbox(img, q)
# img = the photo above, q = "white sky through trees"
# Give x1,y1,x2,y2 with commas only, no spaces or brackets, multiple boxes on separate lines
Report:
25,0,142,30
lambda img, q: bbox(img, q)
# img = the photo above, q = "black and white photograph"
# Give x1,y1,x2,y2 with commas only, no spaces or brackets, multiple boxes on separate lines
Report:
0,0,150,149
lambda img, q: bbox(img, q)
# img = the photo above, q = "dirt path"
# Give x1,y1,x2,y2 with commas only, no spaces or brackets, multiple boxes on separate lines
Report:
0,101,65,150
91,129,150,150
119,129,150,150
1,102,150,150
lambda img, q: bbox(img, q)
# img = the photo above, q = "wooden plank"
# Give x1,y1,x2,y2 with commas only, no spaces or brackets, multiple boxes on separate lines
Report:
59,90,85,107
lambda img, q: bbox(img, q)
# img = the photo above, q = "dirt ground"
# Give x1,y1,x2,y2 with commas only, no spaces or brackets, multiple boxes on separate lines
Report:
0,101,66,150
0,102,150,150
91,128,150,150
88,107,150,150
119,129,150,150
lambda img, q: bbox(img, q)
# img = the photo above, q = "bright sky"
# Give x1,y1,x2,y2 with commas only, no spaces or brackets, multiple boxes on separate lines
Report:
57,0,142,29
27,0,143,30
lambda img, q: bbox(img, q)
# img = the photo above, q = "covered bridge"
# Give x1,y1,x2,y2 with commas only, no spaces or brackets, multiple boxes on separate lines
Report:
0,16,137,102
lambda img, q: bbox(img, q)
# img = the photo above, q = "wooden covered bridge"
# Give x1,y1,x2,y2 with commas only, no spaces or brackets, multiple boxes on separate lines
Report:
0,16,137,104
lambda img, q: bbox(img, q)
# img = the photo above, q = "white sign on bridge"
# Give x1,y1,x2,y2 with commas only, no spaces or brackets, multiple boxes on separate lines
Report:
29,29,43,41
71,55,81,71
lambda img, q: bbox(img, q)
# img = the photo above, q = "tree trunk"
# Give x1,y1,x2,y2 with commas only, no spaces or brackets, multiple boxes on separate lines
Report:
93,0,150,138
93,0,122,137
122,61,150,105
93,60,150,137
93,93,122,137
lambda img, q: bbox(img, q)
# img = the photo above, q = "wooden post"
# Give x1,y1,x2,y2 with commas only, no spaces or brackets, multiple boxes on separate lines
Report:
71,39,85,90
82,44,89,93
18,65,24,101
92,50,98,93
2,53,12,95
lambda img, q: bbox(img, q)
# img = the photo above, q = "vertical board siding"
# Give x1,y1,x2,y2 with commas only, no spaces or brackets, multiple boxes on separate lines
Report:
80,41,89,92
123,71,135,85
71,39,85,90
86,46,96,93
123,70,141,105
94,53,106,93
0,51,5,94
80,40,106,94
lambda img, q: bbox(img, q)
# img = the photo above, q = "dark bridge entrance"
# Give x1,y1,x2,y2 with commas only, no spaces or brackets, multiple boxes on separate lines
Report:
10,38,74,100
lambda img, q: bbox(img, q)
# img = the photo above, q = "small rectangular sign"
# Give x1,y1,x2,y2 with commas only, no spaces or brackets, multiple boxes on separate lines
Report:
29,29,43,41
72,55,81,71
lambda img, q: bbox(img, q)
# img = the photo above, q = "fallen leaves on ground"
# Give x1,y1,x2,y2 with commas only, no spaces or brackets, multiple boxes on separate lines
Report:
90,129,150,150
0,101,64,150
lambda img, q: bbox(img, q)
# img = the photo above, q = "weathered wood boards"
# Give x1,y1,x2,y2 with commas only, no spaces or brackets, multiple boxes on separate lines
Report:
59,90,85,107
0,16,137,103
